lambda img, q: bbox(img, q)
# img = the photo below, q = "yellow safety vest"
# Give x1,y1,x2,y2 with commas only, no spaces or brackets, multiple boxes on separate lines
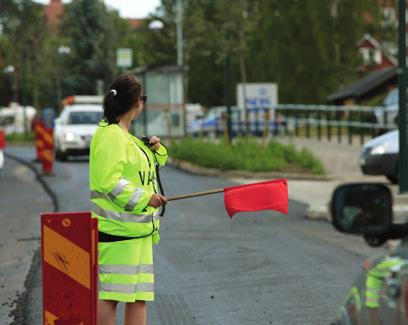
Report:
89,121,167,243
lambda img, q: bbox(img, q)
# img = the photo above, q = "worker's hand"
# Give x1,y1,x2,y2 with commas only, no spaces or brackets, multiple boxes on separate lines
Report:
148,136,161,151
148,194,167,208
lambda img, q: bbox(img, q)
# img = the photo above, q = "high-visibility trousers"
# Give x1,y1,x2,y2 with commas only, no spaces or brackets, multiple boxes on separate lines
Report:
98,235,154,302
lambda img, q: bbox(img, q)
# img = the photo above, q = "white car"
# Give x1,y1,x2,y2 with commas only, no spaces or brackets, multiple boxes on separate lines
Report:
54,104,103,160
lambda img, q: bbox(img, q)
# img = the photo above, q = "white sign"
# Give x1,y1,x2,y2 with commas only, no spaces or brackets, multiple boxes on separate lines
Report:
237,83,278,110
116,48,133,68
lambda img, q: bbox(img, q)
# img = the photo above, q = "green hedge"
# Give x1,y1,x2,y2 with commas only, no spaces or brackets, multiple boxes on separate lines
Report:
169,138,325,175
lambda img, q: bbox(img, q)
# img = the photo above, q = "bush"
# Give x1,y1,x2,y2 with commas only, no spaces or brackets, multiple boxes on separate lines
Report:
169,138,325,175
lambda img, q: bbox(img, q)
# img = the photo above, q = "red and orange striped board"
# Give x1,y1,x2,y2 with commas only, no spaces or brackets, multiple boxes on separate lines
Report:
41,212,98,325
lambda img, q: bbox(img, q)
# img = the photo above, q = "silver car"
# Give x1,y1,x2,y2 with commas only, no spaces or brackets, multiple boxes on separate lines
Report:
359,130,399,184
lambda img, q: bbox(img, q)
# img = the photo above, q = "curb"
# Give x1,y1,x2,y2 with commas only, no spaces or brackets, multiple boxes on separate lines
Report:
305,202,408,223
305,205,330,221
168,158,332,181
4,152,59,325
4,152,59,213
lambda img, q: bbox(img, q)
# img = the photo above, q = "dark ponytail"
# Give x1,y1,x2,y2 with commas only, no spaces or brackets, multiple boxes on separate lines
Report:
103,74,142,124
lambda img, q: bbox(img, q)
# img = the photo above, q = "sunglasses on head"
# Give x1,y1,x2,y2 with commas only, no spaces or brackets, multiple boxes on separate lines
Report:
139,95,147,104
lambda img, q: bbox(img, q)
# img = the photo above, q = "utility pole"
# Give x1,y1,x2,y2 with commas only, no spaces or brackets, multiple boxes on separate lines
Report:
21,0,29,136
176,0,187,136
398,0,408,192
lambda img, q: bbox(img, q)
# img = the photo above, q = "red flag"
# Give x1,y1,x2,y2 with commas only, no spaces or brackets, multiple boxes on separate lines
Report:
223,179,288,218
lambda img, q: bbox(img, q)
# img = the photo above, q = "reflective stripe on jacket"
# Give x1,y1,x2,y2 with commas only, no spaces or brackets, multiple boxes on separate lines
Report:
89,121,167,239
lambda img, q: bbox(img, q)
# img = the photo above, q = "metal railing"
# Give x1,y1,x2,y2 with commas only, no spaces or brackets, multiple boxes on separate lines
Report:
189,104,398,145
275,104,396,144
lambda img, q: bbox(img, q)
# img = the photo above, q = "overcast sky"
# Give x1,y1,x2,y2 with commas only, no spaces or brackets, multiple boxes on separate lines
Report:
33,0,161,18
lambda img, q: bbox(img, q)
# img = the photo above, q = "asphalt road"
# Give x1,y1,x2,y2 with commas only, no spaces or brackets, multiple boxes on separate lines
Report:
2,147,385,324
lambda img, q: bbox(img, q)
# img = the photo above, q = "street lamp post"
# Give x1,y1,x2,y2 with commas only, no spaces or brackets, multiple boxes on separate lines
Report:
148,4,186,136
144,20,165,136
398,0,408,192
56,46,71,111
176,0,187,136
176,0,183,67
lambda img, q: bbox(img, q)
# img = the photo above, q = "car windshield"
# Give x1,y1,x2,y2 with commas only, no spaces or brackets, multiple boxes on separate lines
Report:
68,111,102,125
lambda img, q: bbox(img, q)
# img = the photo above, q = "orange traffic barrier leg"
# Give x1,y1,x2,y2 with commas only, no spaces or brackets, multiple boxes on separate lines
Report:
34,121,46,163
41,149,55,176
41,212,98,325
41,127,55,175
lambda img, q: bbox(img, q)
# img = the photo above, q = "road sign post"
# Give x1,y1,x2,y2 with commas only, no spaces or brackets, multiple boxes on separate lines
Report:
116,48,133,70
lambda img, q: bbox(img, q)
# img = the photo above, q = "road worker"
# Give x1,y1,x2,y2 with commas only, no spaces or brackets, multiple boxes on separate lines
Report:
89,73,168,325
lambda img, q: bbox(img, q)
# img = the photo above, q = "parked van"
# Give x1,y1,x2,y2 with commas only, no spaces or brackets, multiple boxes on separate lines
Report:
0,104,36,134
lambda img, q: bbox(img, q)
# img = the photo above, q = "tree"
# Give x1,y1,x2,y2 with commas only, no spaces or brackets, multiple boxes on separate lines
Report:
61,0,115,95
247,0,378,103
215,0,261,136
0,0,48,107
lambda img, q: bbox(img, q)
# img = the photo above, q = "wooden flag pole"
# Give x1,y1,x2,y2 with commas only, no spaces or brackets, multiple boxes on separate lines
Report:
167,188,224,201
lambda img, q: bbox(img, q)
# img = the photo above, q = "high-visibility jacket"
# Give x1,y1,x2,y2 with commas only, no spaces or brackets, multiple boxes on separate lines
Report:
365,256,403,308
89,121,167,243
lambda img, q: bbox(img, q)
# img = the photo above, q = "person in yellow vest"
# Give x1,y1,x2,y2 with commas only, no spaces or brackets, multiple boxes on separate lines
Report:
89,74,168,325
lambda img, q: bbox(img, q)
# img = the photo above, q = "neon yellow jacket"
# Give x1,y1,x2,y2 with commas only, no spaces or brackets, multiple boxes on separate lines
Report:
89,121,167,243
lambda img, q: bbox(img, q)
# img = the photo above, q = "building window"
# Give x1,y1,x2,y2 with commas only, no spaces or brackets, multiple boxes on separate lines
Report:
360,48,370,64
374,50,382,64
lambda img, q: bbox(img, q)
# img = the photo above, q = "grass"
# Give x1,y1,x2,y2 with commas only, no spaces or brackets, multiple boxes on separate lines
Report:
169,137,326,175
5,132,35,142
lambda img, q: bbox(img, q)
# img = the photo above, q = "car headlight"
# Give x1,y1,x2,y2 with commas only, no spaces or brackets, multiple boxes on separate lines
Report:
65,132,76,141
370,145,385,155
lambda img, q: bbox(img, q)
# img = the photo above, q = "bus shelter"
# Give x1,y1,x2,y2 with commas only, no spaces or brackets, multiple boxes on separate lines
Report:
132,65,185,138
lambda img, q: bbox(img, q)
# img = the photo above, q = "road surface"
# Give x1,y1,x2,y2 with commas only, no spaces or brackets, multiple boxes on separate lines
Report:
2,147,385,324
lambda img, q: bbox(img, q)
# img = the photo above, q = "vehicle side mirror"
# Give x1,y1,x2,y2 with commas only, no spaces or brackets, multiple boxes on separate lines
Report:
331,183,392,235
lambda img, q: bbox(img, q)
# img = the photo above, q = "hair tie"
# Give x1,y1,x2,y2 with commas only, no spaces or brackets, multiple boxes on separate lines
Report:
110,89,117,96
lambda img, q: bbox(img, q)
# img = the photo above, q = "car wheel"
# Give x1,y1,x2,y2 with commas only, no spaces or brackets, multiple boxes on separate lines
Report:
55,149,67,161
